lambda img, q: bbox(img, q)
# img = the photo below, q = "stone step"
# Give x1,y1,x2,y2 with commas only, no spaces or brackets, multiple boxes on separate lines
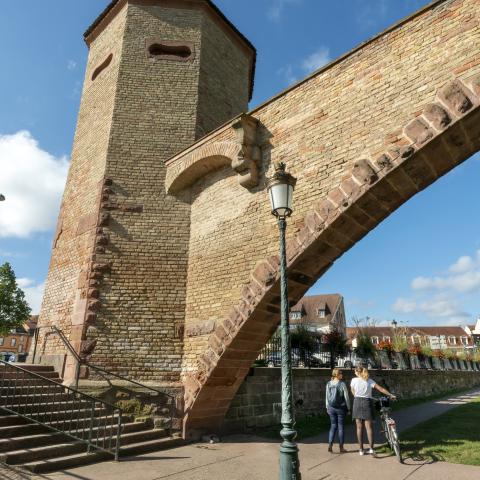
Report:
1,441,87,465
2,392,77,404
119,434,186,457
0,406,111,429
22,434,186,474
0,384,65,395
0,432,69,453
22,451,111,474
0,415,137,438
12,364,55,372
0,375,62,387
0,370,60,380
2,400,91,414
0,414,31,427
118,427,168,446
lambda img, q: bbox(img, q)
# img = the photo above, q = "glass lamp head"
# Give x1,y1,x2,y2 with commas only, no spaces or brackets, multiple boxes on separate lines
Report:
266,162,297,218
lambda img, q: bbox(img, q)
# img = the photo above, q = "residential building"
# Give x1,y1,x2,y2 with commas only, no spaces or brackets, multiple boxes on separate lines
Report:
464,317,480,347
289,294,346,336
0,316,38,362
346,324,476,350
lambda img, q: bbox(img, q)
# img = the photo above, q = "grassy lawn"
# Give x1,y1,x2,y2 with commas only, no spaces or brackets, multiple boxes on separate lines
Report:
255,388,472,441
397,396,480,466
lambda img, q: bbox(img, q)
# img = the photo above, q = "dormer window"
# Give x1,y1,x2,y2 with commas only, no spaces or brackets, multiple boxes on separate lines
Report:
371,336,379,345
449,336,456,345
290,311,302,320
460,336,469,346
318,308,325,318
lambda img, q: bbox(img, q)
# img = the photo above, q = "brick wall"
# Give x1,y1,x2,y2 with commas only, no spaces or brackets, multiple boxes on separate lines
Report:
35,0,253,385
223,367,480,433
34,5,129,379
166,0,480,432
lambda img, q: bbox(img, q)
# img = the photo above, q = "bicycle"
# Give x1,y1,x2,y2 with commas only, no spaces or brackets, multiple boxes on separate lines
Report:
376,396,402,463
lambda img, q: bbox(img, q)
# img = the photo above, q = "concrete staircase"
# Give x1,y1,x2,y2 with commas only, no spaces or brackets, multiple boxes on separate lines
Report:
0,364,185,473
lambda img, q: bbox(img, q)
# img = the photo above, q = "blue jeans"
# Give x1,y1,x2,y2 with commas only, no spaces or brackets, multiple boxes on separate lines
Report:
327,406,346,445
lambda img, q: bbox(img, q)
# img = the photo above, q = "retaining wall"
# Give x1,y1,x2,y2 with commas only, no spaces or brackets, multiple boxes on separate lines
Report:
222,367,480,433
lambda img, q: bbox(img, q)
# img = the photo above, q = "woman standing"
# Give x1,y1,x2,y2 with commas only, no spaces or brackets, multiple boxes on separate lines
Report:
351,366,396,456
325,368,351,453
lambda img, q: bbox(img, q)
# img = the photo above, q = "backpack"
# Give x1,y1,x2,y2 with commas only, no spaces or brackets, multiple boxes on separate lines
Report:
327,382,345,408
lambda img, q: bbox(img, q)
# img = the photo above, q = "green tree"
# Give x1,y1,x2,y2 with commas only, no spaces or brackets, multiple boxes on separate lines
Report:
0,262,31,335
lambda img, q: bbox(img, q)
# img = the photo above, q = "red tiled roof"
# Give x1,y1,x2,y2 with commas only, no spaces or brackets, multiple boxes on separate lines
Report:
291,294,342,326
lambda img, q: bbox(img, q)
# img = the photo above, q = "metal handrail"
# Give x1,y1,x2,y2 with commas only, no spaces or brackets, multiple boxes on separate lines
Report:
32,325,177,431
0,360,122,460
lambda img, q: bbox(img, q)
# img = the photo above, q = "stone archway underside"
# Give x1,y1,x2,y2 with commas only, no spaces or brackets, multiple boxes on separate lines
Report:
163,0,480,436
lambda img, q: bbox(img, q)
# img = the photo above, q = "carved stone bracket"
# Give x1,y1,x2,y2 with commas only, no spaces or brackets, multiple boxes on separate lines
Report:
231,114,261,188
165,114,261,194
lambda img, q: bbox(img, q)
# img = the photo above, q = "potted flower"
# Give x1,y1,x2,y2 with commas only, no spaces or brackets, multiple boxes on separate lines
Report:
376,340,394,368
420,345,433,369
406,345,422,369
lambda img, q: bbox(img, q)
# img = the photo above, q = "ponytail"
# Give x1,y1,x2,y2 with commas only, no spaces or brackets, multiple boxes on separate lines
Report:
355,366,369,380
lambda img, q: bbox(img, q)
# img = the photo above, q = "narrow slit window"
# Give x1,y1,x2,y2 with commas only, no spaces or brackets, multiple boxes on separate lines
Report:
146,39,194,62
91,53,113,81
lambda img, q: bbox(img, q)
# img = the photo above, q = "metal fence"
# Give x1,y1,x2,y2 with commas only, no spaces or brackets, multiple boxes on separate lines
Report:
255,337,480,371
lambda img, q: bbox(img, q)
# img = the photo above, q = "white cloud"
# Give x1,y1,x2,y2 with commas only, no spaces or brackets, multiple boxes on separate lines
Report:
277,64,297,85
392,297,417,314
67,60,77,71
17,278,45,314
392,250,480,324
278,46,330,86
0,131,69,238
449,255,474,273
267,0,301,22
411,251,480,294
392,295,469,321
418,296,469,319
301,46,331,73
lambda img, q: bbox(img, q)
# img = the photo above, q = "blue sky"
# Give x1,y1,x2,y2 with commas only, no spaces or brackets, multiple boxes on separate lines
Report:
0,0,479,327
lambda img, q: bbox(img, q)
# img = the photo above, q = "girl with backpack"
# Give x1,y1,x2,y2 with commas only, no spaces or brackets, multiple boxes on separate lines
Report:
325,368,351,453
351,366,396,456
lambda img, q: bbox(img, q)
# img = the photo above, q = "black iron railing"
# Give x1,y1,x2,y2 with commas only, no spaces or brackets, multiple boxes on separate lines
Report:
0,360,122,460
256,337,480,372
32,326,177,431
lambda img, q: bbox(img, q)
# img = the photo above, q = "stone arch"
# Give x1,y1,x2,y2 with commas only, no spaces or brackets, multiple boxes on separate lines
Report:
182,75,480,436
166,142,239,194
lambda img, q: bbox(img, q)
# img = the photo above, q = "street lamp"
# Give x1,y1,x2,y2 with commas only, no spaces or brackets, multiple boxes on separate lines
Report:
266,162,301,480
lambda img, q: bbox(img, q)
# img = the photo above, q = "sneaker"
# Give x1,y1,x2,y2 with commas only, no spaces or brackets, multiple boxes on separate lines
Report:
359,449,364,456
367,448,376,456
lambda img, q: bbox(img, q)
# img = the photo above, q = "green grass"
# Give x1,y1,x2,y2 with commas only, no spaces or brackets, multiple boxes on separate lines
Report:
394,397,480,466
254,388,472,441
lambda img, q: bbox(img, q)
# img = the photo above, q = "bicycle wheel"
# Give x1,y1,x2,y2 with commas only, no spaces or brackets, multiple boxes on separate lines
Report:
382,418,392,449
388,423,402,463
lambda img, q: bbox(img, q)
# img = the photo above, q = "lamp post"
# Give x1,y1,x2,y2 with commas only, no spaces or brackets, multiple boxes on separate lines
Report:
266,162,301,480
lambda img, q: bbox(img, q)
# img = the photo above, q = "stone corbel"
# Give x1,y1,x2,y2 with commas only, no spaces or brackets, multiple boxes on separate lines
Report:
231,114,261,189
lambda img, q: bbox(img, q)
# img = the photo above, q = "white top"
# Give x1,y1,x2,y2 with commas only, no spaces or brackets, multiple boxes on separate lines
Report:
351,377,376,398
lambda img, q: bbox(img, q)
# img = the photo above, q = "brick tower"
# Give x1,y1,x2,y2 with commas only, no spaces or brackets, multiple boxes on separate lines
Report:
35,0,255,386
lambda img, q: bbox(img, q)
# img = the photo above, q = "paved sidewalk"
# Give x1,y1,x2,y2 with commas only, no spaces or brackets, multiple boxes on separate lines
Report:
1,389,479,480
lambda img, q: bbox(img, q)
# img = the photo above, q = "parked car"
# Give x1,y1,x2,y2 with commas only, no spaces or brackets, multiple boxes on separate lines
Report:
336,353,376,369
266,351,323,368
